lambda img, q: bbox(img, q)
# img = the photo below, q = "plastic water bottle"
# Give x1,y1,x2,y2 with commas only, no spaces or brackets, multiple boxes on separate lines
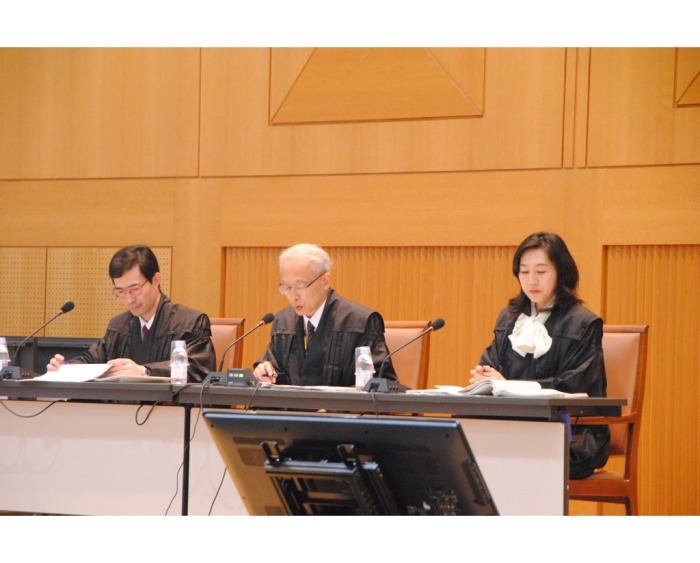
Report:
0,337,10,369
354,346,375,390
170,340,188,384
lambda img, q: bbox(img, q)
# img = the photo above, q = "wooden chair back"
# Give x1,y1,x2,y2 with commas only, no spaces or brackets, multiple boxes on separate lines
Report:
210,318,246,370
568,324,649,515
383,320,432,390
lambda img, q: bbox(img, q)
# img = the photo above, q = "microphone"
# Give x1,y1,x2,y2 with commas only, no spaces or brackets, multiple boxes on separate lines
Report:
364,318,445,393
217,313,274,372
206,313,275,386
1,301,75,379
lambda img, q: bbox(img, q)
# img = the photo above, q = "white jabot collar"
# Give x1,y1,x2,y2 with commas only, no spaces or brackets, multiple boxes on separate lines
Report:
508,301,554,359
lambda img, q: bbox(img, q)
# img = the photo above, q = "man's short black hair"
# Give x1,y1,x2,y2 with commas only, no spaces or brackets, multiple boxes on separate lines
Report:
109,245,160,282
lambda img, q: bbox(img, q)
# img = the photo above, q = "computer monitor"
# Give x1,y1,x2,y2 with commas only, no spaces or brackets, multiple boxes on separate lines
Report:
204,410,498,516
6,336,99,374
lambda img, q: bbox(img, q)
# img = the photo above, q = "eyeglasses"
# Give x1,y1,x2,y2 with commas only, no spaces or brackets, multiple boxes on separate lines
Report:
112,280,149,299
278,273,324,295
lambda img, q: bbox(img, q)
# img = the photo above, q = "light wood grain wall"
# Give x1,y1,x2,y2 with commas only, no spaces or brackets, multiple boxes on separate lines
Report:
1,47,699,515
223,245,517,380
604,245,700,516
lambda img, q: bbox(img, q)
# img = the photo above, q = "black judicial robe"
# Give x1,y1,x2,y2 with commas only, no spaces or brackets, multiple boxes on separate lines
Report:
480,303,611,479
255,289,396,387
70,294,215,382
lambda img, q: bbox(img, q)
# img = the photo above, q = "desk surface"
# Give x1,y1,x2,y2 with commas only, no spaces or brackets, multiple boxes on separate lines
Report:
0,380,624,420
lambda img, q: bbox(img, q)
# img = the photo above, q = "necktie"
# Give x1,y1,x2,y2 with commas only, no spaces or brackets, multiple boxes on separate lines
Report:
306,321,315,349
142,325,149,340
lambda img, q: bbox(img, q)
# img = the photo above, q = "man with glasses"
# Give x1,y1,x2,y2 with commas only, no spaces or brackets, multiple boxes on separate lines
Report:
253,243,396,386
46,245,215,381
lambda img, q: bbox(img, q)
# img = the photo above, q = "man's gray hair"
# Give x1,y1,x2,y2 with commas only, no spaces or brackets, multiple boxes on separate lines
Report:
280,244,332,276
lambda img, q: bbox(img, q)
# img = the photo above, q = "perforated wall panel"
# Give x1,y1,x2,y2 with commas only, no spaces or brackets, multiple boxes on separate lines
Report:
45,247,171,337
0,248,47,336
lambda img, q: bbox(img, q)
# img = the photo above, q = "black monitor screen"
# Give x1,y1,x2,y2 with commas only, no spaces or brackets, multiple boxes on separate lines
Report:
6,336,99,375
204,411,498,516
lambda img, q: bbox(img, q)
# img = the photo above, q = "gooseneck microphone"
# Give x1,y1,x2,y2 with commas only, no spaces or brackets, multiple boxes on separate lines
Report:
365,318,445,393
217,313,275,372
1,301,75,379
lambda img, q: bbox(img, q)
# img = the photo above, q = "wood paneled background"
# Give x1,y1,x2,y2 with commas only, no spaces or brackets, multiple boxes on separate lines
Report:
1,47,698,515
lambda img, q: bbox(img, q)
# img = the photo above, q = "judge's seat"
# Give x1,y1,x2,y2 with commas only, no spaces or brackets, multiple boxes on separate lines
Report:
383,320,432,390
210,318,245,370
568,324,649,515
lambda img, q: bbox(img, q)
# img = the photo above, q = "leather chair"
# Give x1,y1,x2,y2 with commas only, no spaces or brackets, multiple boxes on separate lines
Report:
209,318,245,370
568,324,649,515
383,320,432,390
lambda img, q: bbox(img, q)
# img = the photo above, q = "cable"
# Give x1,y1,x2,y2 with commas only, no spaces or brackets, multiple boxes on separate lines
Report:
164,457,184,516
135,402,163,426
0,399,58,417
208,467,228,516
164,379,214,515
245,381,264,411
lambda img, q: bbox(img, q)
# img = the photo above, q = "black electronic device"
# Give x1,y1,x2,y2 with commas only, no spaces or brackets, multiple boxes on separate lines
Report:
362,377,410,393
204,410,499,516
220,367,258,387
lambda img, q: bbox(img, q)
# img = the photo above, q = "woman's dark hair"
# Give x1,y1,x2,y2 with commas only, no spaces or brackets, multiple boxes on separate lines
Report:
508,232,582,315
109,245,160,282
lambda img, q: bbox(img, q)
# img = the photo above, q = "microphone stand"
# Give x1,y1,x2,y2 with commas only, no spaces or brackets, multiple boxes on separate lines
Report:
206,317,273,386
1,308,72,380
363,320,444,393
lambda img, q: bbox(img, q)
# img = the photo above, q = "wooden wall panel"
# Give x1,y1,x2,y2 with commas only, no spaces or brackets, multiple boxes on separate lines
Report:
0,248,46,336
216,171,548,247
604,245,700,516
223,246,517,388
200,48,566,175
269,48,485,124
601,166,700,245
588,48,700,167
1,180,176,246
45,247,171,338
0,48,200,179
675,48,700,106
0,247,171,339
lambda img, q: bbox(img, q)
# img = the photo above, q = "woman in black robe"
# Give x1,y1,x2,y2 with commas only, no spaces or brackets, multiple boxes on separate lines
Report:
471,232,610,479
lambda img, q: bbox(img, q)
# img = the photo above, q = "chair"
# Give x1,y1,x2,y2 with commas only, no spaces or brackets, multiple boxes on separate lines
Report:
568,324,649,515
209,318,245,370
383,320,432,390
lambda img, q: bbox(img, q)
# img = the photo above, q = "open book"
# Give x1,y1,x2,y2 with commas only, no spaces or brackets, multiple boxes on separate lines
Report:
436,380,588,398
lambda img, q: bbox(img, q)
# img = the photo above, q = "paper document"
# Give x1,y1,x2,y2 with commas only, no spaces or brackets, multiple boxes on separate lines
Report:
97,375,172,383
266,384,352,391
436,380,588,398
32,364,111,382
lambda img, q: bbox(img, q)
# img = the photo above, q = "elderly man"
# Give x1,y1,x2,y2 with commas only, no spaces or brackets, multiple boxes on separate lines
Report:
254,244,396,386
47,245,215,382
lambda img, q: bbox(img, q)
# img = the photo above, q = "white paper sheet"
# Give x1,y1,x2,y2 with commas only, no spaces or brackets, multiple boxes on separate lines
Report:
32,364,111,382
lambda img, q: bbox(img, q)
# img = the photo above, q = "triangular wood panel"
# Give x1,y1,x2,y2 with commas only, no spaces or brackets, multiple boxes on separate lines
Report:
676,48,700,107
270,48,485,124
677,73,700,106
